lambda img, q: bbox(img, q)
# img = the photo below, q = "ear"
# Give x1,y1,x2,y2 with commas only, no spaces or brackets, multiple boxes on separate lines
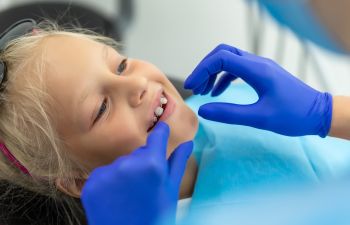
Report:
55,177,86,198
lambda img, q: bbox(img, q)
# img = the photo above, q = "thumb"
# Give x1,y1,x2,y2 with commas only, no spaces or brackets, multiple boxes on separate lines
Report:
168,141,193,187
199,102,261,127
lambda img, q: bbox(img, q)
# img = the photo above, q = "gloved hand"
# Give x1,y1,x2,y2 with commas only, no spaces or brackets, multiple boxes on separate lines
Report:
81,122,193,225
184,44,333,137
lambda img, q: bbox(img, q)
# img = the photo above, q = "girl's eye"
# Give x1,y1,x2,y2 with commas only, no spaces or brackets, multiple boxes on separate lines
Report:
94,98,107,123
116,58,128,75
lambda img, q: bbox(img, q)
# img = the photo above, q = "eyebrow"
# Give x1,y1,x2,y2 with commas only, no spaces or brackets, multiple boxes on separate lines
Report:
78,45,109,129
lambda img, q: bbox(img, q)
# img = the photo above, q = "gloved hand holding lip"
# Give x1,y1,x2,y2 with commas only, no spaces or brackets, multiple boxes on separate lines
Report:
184,44,333,137
81,121,193,225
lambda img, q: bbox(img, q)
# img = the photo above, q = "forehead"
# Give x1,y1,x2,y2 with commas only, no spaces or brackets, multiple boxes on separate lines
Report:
43,35,108,96
43,35,106,69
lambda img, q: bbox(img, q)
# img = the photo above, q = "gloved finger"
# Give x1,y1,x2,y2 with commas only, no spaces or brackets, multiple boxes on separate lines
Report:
211,72,238,97
184,44,243,91
201,73,218,95
192,73,218,95
198,102,261,127
146,121,170,159
185,50,265,92
192,79,208,95
168,141,193,187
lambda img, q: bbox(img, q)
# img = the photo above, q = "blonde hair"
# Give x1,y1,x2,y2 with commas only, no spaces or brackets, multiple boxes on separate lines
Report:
0,20,121,224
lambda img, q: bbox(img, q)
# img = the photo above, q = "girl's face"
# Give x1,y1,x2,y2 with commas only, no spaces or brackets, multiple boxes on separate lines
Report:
44,35,198,170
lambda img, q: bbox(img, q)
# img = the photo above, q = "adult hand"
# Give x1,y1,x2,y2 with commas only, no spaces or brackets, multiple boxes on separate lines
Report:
81,122,193,225
184,44,332,137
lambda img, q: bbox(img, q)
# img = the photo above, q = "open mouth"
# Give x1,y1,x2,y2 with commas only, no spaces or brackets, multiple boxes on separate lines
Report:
147,92,168,132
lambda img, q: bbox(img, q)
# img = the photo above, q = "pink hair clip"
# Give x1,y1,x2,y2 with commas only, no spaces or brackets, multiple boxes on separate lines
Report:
0,143,31,176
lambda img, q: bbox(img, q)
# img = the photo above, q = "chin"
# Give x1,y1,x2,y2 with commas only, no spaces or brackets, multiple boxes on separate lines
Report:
166,103,198,158
182,105,199,140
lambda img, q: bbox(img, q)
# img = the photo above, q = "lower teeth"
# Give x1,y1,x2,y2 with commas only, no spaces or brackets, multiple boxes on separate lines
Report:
149,100,167,131
155,107,164,117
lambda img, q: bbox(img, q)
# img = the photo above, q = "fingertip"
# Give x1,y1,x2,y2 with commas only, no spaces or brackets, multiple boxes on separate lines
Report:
192,89,200,95
198,104,210,116
172,140,193,161
198,104,218,121
155,121,169,132
184,76,194,89
211,82,226,96
185,141,194,156
193,84,205,95
147,121,170,149
198,106,205,117
211,87,221,97
200,90,208,96
181,140,193,154
201,85,212,95
151,121,170,139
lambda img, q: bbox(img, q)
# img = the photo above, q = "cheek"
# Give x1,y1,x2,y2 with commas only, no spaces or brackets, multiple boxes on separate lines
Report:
83,116,147,167
103,119,147,157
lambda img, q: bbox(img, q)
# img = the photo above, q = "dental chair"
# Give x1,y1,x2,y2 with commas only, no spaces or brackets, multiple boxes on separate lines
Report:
0,2,120,41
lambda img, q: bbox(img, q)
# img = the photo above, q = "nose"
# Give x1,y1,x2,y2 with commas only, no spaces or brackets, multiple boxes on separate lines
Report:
122,76,148,107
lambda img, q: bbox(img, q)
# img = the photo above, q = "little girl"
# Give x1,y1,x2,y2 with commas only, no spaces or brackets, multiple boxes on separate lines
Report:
0,20,198,225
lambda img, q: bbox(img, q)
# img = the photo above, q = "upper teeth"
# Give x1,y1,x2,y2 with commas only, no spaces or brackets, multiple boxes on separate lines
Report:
160,97,167,105
154,96,168,117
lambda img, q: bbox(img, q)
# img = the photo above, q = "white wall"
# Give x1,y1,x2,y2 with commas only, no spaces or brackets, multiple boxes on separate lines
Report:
2,0,350,95
124,0,249,80
124,0,350,95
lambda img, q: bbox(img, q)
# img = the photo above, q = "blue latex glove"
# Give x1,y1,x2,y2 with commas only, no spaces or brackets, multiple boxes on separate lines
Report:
81,122,193,225
184,44,332,137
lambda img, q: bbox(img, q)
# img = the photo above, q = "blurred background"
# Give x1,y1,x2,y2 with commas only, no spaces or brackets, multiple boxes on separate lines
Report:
0,0,350,97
